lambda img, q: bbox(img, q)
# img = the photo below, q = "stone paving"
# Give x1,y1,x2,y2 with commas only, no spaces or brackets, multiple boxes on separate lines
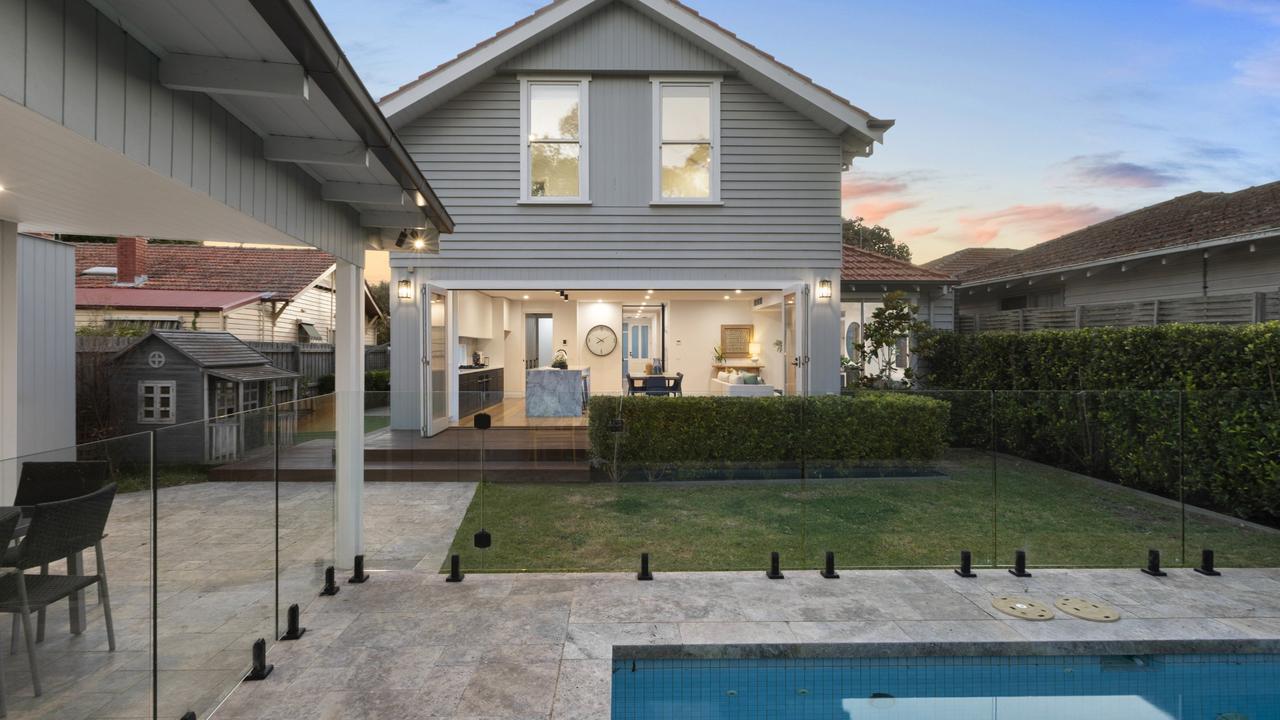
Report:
6,481,1279,720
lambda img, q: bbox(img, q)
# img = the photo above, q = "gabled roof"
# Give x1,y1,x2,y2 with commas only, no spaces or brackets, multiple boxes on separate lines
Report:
379,0,892,162
842,245,954,284
74,244,336,298
922,248,1021,279
143,331,270,368
962,181,1280,284
77,288,263,312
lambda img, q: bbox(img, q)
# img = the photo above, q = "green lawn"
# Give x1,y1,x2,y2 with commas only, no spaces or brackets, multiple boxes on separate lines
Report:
447,450,1280,572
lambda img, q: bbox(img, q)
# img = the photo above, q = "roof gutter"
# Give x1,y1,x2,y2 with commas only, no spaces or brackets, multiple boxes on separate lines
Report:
958,227,1280,289
247,0,455,234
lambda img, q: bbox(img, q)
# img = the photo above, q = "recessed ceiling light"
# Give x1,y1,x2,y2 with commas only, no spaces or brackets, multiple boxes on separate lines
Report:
522,294,530,300
723,295,731,300
597,298,603,303
735,289,742,294
647,289,654,294
0,184,6,192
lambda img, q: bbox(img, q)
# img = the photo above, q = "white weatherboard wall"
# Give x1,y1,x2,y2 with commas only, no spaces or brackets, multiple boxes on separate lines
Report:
0,228,75,502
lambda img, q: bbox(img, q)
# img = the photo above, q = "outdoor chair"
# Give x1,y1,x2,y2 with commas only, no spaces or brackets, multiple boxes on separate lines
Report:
625,374,640,396
0,484,118,698
10,461,110,647
671,372,684,396
14,462,110,512
0,508,21,717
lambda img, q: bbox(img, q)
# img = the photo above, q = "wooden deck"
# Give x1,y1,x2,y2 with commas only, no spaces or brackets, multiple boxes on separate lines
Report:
208,424,593,483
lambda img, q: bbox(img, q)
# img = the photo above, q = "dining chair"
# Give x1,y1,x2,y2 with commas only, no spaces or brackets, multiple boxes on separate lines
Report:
671,372,684,397
0,484,118,697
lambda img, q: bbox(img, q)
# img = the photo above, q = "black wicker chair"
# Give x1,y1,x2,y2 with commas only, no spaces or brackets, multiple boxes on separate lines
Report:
0,508,21,717
0,484,117,697
671,372,684,396
14,462,110,510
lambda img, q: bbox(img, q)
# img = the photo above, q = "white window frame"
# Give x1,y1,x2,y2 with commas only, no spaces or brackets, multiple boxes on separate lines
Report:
519,75,591,204
651,76,722,205
138,380,177,425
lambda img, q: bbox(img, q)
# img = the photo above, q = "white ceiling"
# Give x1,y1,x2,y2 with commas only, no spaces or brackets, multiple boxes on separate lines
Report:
0,96,307,245
482,288,778,305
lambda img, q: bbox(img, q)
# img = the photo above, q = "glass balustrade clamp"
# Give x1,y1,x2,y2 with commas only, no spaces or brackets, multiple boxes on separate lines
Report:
281,604,306,641
956,550,977,578
349,554,369,583
1195,549,1221,576
320,566,340,596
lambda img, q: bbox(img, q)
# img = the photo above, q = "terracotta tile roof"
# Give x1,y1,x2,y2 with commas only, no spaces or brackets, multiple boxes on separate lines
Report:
842,245,954,284
74,244,336,298
380,0,889,130
962,181,1280,283
922,247,1021,279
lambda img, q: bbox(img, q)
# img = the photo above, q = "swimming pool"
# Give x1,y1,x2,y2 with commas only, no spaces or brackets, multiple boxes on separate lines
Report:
611,654,1280,719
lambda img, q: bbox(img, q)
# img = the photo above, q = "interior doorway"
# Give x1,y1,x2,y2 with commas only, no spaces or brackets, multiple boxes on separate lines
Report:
524,313,554,369
622,304,665,378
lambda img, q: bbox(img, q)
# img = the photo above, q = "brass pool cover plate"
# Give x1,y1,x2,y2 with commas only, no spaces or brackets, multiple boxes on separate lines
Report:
1055,597,1121,622
991,596,1054,621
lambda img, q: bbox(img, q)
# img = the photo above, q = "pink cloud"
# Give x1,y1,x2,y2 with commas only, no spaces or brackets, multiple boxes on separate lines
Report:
906,225,939,237
850,200,920,224
958,204,1117,245
841,175,908,202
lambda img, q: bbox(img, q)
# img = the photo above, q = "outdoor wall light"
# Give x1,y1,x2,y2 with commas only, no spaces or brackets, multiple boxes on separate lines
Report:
816,279,833,300
397,279,413,300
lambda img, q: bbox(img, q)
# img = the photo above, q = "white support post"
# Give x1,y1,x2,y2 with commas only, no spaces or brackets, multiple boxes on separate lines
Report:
0,220,17,499
334,260,365,569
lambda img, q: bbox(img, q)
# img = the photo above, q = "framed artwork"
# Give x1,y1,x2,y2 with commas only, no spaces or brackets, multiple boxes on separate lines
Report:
720,324,754,358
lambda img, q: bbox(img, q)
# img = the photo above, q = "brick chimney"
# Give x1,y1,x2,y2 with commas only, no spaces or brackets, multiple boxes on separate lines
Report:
115,236,147,285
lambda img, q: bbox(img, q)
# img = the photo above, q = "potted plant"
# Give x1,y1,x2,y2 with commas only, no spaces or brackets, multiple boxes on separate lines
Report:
551,348,569,369
712,346,725,363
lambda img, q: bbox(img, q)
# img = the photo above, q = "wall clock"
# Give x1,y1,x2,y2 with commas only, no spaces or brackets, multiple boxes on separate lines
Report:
586,324,618,356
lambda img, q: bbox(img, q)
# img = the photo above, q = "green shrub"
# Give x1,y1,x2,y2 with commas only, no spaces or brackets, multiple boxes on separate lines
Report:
587,393,949,479
364,369,391,392
918,323,1280,522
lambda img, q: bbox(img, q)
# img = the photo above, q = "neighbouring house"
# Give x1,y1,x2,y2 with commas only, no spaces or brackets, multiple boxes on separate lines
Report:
109,330,298,463
941,181,1280,331
75,238,385,344
840,245,956,381
381,0,894,433
921,247,1019,278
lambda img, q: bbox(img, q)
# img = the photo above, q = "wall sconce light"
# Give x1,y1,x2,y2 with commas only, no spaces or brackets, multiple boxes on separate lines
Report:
816,279,833,300
397,279,413,301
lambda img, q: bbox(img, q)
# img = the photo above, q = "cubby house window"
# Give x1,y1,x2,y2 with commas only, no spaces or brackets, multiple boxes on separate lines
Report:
652,78,720,203
138,381,176,424
520,77,590,203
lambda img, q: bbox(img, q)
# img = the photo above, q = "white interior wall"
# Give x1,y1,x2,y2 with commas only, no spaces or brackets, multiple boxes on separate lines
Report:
577,301,624,394
502,299,579,395
666,299,767,394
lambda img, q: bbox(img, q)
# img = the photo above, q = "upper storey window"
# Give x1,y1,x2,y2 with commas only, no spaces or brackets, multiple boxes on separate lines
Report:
520,77,590,203
652,78,720,203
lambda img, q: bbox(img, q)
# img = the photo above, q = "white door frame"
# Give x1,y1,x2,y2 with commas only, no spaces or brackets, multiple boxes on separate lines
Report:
782,283,811,396
421,283,451,437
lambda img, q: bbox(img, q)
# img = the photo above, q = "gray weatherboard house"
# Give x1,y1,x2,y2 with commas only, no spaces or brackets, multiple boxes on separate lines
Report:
383,0,895,434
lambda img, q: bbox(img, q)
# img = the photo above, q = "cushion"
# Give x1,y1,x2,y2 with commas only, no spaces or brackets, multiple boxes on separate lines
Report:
741,373,760,385
732,373,746,384
717,371,730,382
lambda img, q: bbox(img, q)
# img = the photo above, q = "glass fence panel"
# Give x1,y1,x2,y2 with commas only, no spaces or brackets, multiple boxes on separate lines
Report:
607,391,807,573
1182,389,1280,570
994,390,1184,569
0,432,153,719
276,393,336,646
154,405,277,719
451,390,598,572
803,390,996,570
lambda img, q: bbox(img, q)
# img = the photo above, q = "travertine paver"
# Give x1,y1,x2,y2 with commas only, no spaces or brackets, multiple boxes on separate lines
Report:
214,565,1280,719
9,480,1277,720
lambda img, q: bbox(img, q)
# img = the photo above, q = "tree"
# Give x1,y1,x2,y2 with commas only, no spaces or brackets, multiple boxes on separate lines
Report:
848,291,928,388
842,217,912,262
368,281,391,345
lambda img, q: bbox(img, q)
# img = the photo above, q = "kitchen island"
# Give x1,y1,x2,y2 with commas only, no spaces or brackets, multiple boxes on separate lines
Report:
526,366,590,417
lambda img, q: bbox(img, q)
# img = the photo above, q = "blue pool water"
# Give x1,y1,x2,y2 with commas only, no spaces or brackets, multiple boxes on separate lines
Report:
611,654,1280,719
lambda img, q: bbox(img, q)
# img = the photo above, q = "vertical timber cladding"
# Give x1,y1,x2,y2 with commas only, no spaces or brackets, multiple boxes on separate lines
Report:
0,0,365,265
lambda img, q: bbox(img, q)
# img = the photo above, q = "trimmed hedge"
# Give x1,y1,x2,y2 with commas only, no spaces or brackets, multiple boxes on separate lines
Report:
918,323,1280,522
587,393,950,478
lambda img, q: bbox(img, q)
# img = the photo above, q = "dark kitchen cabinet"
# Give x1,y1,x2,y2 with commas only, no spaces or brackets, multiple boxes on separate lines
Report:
459,369,503,417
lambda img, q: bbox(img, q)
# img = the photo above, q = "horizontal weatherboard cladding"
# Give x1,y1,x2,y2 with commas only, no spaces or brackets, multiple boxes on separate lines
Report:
0,0,364,265
400,75,842,271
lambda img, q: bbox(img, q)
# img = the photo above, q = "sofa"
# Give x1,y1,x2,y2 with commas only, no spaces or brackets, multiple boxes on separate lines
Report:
709,370,776,397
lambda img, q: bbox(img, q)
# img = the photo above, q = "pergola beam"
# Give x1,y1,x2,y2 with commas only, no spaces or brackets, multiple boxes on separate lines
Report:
322,182,407,205
159,54,309,99
263,136,369,167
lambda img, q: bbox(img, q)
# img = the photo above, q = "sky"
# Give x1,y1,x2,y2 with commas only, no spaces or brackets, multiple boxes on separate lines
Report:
314,0,1280,266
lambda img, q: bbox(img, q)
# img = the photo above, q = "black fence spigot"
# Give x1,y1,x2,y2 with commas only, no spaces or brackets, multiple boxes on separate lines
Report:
1142,548,1168,577
637,552,653,581
1195,548,1221,576
820,550,839,579
766,551,784,580
349,554,369,584
1009,549,1031,577
244,638,273,681
955,550,976,578
280,603,306,641
320,566,340,596
446,553,465,583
